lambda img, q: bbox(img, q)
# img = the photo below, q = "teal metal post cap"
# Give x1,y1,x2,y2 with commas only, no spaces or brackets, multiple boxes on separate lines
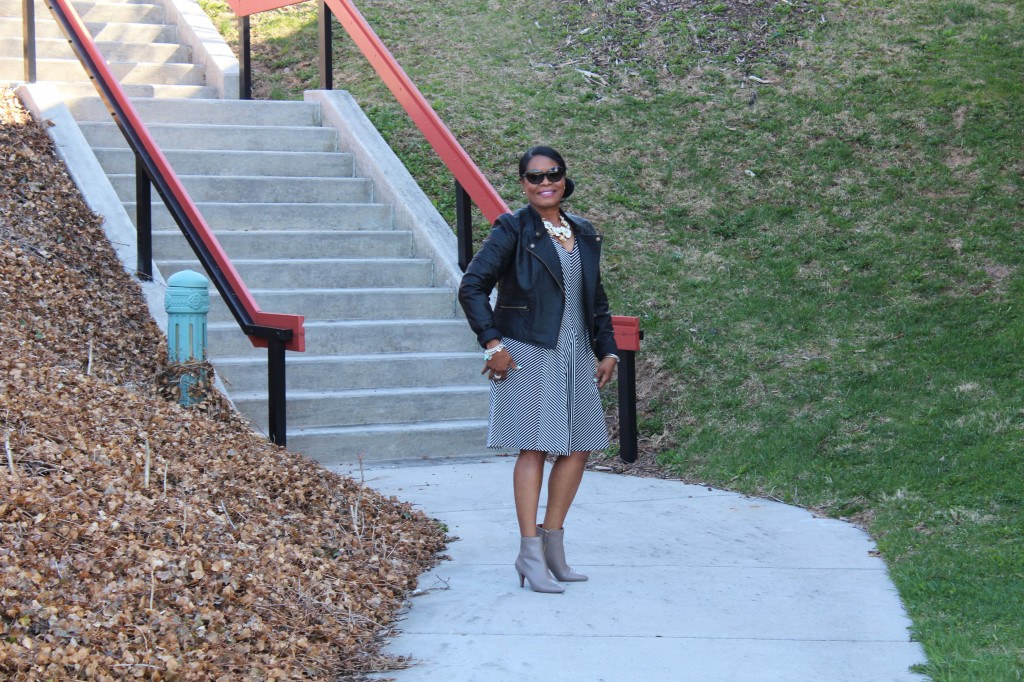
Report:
165,269,210,314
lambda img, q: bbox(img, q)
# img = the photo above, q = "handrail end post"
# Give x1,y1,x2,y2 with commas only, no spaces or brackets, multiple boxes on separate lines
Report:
135,154,153,281
455,180,473,272
267,337,287,447
239,15,252,100
22,0,36,83
617,348,638,463
318,1,333,90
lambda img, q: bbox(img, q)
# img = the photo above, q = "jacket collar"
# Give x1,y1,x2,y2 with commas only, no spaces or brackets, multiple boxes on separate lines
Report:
522,206,564,291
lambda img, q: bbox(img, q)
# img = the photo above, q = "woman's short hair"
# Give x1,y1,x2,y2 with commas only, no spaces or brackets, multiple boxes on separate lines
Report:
519,145,575,199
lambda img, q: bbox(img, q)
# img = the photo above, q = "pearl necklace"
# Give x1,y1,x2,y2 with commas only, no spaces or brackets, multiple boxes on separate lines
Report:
542,216,573,242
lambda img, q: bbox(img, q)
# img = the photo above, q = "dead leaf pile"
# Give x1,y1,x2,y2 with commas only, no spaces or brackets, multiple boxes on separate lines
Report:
0,88,447,680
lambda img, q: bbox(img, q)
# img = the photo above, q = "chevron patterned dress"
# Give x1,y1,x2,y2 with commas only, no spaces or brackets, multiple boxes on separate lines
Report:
486,236,610,455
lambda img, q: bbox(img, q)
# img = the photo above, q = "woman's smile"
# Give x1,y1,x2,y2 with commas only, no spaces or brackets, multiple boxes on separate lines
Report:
520,155,566,215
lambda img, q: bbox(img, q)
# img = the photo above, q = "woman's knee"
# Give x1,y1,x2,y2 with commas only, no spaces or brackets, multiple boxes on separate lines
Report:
566,451,590,466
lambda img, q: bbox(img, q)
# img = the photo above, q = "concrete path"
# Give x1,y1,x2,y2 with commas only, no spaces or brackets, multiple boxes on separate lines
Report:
331,456,928,682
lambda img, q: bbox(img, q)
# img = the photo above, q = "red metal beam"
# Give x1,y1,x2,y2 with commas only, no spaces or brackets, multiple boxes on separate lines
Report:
231,0,304,17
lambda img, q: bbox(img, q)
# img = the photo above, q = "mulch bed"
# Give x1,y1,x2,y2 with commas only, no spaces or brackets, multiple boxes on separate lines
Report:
0,88,448,681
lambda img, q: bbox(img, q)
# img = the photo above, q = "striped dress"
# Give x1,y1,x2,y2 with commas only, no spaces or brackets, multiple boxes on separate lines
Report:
486,235,610,455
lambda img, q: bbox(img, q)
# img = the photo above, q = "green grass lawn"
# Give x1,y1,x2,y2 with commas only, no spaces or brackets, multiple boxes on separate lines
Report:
200,0,1023,677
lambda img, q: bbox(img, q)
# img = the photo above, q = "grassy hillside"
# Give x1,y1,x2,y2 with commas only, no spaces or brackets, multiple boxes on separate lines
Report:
200,0,1023,678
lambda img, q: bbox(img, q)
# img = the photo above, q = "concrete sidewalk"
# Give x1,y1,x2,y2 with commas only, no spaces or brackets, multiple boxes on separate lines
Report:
331,456,927,682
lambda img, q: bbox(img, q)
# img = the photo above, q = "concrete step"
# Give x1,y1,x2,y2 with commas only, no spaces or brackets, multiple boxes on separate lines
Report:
158,258,435,288
0,58,204,85
128,202,393,230
285,420,492,463
208,319,478,357
4,0,162,13
94,148,354,177
202,287,457,323
8,0,161,8
9,0,162,7
67,97,322,126
214,352,482,392
0,18,179,45
109,174,372,203
0,37,190,63
0,0,167,23
45,80,218,99
79,121,338,152
152,230,411,260
234,385,489,430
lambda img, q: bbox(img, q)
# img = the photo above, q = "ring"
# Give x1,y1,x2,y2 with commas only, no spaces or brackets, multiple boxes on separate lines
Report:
495,374,503,379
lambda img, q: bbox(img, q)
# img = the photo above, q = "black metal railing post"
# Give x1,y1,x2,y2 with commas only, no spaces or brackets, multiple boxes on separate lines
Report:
456,180,474,272
318,1,333,90
267,337,287,446
239,15,252,99
135,153,153,281
22,0,36,83
617,349,639,463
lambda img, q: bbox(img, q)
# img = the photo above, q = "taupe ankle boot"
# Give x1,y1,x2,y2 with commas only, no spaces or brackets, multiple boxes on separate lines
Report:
515,536,564,593
538,526,588,582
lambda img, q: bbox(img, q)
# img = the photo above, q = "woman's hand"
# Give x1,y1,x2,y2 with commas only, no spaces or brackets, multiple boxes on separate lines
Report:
595,356,618,389
483,344,518,382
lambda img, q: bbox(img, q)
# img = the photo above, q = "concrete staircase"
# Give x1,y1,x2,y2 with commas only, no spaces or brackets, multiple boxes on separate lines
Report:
3,0,495,464
0,0,224,97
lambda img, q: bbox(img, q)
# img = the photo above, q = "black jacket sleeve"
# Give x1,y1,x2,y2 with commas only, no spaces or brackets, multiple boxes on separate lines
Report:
592,274,617,359
458,214,517,348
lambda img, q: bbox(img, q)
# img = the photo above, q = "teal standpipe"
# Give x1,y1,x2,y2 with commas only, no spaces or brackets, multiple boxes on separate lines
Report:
164,270,210,406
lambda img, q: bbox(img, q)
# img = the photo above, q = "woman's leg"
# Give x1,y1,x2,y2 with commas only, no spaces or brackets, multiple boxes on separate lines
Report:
541,451,589,530
513,450,546,536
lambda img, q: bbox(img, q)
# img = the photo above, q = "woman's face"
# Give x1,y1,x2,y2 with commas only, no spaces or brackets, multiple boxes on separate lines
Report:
520,155,566,213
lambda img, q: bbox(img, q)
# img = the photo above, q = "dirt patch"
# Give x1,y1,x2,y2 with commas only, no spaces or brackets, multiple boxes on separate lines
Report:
560,0,824,77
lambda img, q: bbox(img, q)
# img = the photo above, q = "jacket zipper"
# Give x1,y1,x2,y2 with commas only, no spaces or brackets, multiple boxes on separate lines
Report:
529,247,565,294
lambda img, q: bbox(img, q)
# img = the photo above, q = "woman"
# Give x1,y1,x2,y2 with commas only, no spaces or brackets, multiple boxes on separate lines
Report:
459,146,619,593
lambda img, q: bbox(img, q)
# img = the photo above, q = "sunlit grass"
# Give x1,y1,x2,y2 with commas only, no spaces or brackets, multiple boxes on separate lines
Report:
199,0,1024,677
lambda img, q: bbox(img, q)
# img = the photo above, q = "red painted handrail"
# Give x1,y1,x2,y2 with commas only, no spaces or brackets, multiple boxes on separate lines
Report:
228,0,510,225
48,0,305,352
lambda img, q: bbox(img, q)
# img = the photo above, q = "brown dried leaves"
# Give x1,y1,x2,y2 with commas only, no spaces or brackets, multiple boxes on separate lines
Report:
1,88,446,680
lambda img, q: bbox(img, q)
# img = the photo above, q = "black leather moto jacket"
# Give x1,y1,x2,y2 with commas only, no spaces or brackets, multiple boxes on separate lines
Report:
458,205,618,359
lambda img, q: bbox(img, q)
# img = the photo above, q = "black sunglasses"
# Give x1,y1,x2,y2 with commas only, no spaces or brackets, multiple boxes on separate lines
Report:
521,167,566,184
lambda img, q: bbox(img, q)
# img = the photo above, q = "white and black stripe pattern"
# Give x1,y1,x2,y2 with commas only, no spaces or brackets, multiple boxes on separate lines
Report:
486,236,610,455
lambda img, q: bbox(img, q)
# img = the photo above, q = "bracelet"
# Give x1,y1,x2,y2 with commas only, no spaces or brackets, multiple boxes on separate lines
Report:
603,354,620,363
483,342,505,359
